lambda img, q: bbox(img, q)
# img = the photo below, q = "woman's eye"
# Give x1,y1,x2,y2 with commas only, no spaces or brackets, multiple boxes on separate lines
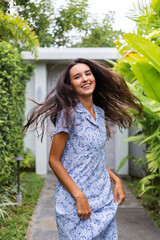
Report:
86,72,91,76
75,76,80,79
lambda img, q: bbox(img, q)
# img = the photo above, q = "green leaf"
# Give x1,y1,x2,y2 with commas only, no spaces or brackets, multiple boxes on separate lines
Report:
116,155,132,172
124,135,145,143
124,33,160,73
140,173,160,185
114,60,135,83
127,82,160,119
147,29,160,40
139,185,160,196
151,0,160,16
140,127,160,145
105,59,115,67
142,106,160,120
132,61,160,102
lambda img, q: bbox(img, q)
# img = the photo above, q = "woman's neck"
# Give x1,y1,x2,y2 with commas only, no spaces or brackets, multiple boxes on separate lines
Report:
78,96,94,113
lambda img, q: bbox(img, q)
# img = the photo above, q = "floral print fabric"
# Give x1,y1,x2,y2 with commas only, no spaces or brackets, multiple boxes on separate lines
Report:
53,101,118,240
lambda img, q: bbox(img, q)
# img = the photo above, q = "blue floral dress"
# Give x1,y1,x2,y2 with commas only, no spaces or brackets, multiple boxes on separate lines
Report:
53,101,118,240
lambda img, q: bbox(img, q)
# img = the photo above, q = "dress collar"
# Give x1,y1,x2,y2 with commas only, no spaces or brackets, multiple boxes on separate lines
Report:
76,101,99,127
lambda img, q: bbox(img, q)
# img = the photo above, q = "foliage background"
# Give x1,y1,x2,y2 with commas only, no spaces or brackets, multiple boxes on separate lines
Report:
114,0,160,222
13,0,123,47
0,41,35,192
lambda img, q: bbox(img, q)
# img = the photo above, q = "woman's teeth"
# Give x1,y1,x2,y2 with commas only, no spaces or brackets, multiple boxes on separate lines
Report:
82,84,91,88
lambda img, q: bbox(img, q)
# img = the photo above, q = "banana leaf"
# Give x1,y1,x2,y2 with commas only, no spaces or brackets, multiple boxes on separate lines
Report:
127,82,160,120
114,60,135,83
132,61,160,102
124,51,146,64
124,33,160,73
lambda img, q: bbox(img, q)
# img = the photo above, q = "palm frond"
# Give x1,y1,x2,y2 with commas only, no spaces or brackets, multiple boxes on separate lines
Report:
0,11,39,56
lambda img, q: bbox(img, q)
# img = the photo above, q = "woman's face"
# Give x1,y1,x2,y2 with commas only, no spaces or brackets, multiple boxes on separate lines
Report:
69,63,96,99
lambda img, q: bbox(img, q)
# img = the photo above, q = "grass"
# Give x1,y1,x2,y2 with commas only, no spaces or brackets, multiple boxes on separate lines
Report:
124,176,160,229
0,172,45,240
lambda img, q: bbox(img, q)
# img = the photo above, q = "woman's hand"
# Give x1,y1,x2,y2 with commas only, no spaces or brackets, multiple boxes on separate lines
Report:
75,192,91,220
114,178,126,205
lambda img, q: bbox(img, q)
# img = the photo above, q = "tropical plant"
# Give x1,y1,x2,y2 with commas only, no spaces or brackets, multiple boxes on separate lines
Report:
128,0,160,46
113,0,160,207
0,194,17,219
0,10,39,54
114,33,160,118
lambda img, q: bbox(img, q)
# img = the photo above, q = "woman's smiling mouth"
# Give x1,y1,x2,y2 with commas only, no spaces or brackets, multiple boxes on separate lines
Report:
81,83,91,88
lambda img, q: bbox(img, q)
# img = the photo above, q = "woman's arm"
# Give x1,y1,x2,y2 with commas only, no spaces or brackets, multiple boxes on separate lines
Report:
49,132,91,220
106,166,126,205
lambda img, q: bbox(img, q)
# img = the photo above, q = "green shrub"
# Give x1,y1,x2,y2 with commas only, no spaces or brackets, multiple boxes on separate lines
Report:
0,41,35,192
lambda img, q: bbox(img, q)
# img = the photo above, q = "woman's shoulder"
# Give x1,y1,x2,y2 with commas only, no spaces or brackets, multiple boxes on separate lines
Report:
57,106,80,124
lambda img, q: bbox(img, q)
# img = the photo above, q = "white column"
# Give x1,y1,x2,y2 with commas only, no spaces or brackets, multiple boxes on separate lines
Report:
34,62,48,175
24,75,35,157
115,126,129,175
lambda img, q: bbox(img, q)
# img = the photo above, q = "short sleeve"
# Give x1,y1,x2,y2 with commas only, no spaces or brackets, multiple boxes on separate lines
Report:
54,109,70,135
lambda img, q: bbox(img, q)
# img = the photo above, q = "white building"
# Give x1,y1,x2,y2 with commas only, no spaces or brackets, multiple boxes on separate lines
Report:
22,48,129,175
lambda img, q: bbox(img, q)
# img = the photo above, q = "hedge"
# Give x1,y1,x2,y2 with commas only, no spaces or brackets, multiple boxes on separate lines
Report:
0,41,35,191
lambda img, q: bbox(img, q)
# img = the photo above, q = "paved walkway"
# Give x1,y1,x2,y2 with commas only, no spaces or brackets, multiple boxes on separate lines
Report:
26,172,160,240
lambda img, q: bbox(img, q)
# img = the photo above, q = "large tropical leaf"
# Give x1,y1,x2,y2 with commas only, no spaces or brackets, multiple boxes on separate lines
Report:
132,61,160,102
124,33,160,73
127,82,160,120
114,60,135,83
124,51,146,64
117,43,132,56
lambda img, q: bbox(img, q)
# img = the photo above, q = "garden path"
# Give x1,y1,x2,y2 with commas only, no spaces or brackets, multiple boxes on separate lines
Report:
26,172,160,240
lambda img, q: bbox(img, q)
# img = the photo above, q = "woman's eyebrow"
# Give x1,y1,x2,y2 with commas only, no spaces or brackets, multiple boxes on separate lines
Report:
85,70,91,73
73,70,91,78
73,73,80,78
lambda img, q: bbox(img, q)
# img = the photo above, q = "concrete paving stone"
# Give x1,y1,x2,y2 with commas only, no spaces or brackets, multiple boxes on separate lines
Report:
37,196,55,205
32,229,59,240
118,180,143,209
33,216,57,231
38,208,55,217
116,208,160,240
111,180,143,209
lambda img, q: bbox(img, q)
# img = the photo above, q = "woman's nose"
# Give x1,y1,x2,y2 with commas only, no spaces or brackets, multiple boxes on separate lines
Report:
82,74,88,81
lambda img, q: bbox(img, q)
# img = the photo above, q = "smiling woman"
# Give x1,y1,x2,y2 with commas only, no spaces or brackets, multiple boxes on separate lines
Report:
69,63,96,105
22,58,142,239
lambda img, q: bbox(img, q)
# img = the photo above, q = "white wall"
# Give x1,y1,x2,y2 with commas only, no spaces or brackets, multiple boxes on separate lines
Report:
115,126,129,175
24,74,35,157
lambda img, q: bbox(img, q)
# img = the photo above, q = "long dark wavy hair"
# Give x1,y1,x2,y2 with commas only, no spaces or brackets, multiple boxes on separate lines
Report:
22,58,142,141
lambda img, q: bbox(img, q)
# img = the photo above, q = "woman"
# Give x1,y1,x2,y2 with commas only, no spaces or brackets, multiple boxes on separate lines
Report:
23,58,142,239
